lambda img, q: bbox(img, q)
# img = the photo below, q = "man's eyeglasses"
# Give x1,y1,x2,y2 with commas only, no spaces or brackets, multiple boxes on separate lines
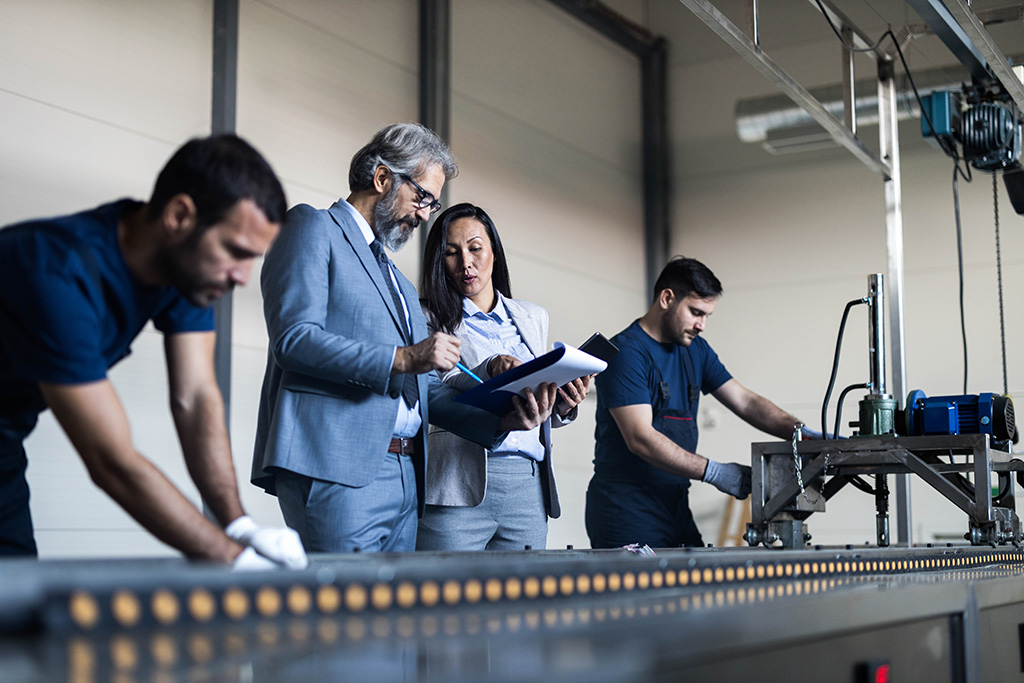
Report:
389,168,442,214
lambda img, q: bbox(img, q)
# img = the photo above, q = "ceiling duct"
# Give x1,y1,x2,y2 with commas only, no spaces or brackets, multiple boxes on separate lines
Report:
735,64,978,154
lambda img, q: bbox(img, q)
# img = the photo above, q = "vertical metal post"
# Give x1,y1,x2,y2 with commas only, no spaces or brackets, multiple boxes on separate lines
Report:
867,274,886,397
745,0,760,47
419,0,451,255
841,27,856,134
878,58,912,545
642,38,670,300
211,0,239,424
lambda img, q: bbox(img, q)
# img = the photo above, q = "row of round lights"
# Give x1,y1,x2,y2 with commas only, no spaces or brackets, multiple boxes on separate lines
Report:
67,550,1024,630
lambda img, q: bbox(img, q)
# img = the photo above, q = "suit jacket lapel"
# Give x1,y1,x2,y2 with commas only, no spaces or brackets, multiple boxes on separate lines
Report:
503,297,542,357
326,203,409,341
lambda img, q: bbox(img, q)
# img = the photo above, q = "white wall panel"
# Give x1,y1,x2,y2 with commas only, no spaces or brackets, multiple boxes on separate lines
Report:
236,0,421,279
232,0,421,526
0,1,213,558
451,0,645,549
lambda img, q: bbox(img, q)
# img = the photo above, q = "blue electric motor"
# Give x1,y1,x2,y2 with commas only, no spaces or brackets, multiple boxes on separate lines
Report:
903,390,1016,445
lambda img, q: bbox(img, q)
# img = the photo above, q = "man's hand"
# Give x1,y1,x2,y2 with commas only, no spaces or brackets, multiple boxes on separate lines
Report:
487,354,522,377
231,547,280,572
556,375,593,418
225,515,309,569
800,426,824,440
393,332,461,375
702,459,752,499
497,383,557,432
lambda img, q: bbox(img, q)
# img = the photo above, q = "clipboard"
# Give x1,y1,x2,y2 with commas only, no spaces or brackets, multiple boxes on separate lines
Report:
453,342,607,416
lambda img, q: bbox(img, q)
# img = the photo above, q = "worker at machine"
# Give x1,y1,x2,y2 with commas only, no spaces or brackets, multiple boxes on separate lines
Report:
0,135,307,570
585,256,818,549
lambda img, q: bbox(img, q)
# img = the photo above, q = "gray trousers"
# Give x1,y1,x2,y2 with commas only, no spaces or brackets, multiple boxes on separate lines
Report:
276,452,418,553
416,455,548,551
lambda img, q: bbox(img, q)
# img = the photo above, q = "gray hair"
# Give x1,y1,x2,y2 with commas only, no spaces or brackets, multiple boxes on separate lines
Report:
348,123,457,192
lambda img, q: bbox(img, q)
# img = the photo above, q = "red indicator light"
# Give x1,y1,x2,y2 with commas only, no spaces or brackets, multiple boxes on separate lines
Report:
874,663,891,683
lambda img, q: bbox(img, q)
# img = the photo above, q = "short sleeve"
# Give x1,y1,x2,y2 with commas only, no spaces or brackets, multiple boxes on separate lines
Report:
0,231,107,384
596,336,653,409
698,340,732,394
153,296,215,335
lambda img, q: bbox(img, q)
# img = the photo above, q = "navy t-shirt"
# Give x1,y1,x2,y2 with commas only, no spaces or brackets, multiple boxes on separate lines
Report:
593,320,732,483
0,200,214,423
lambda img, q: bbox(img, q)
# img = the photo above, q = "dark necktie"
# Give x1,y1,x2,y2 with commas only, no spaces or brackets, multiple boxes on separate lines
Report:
370,240,418,408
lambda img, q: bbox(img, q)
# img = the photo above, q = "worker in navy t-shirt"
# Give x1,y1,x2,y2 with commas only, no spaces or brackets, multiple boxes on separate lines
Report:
0,135,306,569
586,257,816,549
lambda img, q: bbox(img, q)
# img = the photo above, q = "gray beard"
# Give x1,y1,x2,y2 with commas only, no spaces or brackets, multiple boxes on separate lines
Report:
374,183,418,251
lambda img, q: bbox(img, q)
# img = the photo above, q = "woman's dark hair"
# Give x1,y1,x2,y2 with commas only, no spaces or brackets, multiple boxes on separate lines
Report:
420,203,512,334
148,134,287,232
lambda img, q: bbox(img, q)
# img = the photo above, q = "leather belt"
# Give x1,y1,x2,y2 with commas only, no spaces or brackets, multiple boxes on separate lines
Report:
388,437,415,455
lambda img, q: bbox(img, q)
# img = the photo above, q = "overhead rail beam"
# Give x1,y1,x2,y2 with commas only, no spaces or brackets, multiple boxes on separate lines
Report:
906,0,993,84
941,0,1024,112
679,0,892,179
806,0,889,59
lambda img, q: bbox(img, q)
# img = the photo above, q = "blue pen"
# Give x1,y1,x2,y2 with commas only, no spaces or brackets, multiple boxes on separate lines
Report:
456,361,484,383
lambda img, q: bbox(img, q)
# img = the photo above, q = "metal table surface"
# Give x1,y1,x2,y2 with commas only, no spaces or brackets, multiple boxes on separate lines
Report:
3,545,1023,682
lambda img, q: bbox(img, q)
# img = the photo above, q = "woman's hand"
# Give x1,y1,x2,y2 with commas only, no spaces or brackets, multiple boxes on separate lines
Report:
555,375,593,418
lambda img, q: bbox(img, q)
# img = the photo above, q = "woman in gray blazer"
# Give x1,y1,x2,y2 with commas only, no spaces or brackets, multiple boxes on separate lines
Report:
416,203,591,551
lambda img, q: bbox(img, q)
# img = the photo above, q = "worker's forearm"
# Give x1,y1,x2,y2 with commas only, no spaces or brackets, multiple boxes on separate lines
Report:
743,394,802,440
172,390,245,527
87,450,242,563
623,427,708,480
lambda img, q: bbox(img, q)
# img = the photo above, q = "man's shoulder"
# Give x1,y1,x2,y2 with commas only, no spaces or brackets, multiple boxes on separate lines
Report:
0,209,113,278
610,321,648,352
285,202,327,225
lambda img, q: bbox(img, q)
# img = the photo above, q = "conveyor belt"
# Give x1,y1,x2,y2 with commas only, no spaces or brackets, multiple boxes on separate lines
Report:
4,545,1024,681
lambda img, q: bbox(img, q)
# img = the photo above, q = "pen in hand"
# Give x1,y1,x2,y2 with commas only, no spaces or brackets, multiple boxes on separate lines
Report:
456,361,484,383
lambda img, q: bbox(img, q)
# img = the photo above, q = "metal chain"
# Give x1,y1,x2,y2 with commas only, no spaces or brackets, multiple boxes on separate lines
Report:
792,423,828,505
994,173,1008,395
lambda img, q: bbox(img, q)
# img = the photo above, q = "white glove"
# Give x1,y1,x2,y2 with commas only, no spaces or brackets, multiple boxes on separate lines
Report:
226,516,309,570
231,546,281,572
702,460,752,500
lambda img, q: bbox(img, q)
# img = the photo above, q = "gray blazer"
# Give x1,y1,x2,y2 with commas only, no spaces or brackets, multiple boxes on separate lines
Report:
424,296,575,518
251,201,504,515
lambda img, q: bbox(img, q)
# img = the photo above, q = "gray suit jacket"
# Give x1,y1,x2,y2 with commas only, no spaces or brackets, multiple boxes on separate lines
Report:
251,201,504,515
424,296,574,518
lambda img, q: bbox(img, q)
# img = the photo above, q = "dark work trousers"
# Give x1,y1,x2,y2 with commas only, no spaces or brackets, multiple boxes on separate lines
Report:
0,411,39,556
585,475,703,549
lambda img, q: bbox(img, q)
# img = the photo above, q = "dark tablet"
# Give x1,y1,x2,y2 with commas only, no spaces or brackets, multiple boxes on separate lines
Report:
579,332,619,363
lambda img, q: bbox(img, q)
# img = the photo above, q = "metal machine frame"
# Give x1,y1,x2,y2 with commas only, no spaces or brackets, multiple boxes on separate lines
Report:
679,0,1024,547
746,433,1024,549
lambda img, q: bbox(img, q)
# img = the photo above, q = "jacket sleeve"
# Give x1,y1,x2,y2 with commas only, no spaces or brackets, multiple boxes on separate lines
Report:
261,205,395,395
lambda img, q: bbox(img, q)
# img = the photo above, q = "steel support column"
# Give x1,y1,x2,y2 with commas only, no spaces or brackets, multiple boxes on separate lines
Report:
418,0,450,254
641,40,670,298
211,0,239,424
878,58,911,545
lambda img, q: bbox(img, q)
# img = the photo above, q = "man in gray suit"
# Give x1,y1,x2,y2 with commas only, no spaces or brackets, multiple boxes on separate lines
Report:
252,123,555,553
